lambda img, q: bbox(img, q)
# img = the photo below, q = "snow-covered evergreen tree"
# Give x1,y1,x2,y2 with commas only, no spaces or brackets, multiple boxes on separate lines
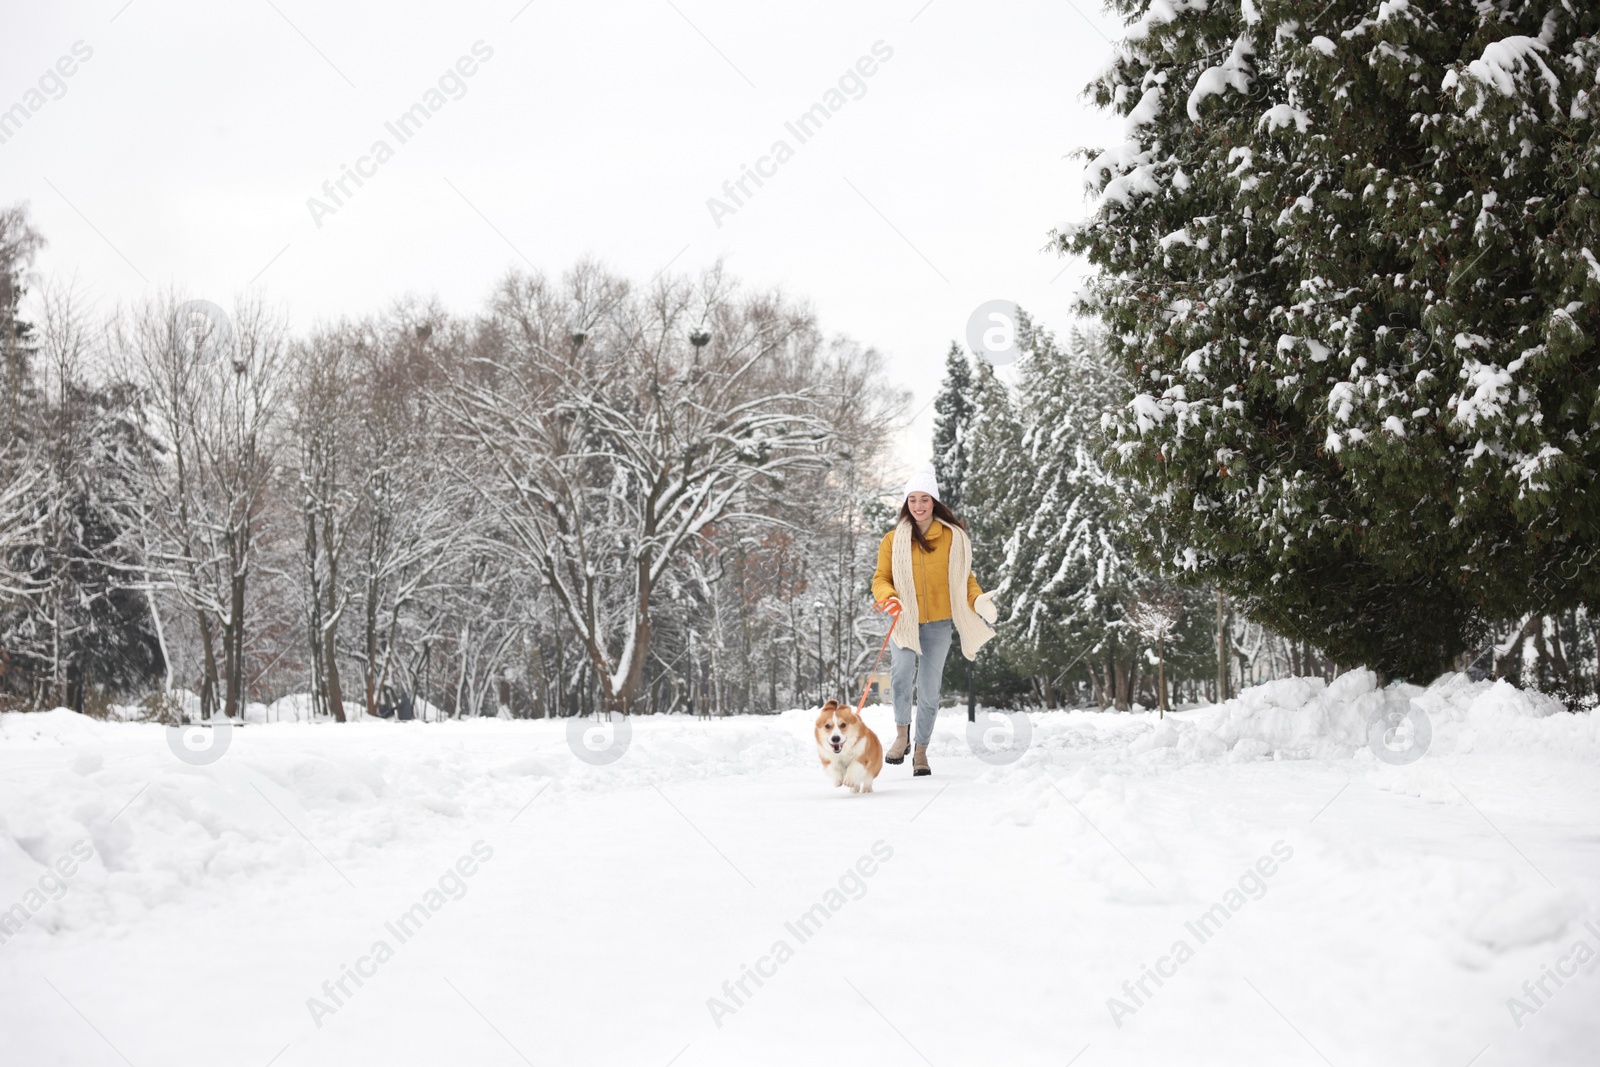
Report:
26,289,163,710
1003,317,1144,706
931,342,975,516
1060,0,1600,680
938,315,1235,707
997,317,1217,706
0,205,45,633
0,214,161,710
958,357,1036,702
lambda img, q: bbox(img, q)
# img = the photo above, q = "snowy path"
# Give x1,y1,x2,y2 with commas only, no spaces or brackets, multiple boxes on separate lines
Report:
2,676,1597,1066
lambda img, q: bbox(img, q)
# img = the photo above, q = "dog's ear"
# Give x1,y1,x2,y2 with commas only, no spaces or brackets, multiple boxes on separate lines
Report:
822,699,839,711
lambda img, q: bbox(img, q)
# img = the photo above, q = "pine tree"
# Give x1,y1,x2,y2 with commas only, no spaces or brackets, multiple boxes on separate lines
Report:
0,203,44,442
0,207,44,704
1003,316,1221,708
30,375,165,709
959,358,1034,704
1059,0,1600,680
931,342,975,516
0,216,162,709
1003,317,1144,706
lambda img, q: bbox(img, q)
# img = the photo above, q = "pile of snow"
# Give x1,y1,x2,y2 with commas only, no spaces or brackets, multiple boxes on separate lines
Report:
953,669,1591,784
1120,669,1587,768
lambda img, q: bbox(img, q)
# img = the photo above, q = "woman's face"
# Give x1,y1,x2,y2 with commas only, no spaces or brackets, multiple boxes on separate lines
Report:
906,492,934,525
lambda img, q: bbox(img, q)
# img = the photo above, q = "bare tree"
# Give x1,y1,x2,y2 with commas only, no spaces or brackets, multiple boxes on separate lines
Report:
342,307,472,717
289,325,356,720
1128,587,1183,716
119,296,289,719
442,263,837,715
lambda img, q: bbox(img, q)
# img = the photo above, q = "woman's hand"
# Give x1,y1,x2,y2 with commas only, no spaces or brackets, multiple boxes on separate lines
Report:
875,596,903,617
973,591,998,625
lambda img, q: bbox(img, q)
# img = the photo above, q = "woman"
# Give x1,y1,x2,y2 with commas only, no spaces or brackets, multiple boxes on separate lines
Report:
871,463,998,776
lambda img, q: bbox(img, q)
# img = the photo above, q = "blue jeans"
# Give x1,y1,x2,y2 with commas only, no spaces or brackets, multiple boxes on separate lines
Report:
890,619,954,747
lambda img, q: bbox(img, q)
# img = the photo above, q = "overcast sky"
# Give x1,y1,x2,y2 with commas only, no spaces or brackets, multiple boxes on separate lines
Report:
3,0,1120,473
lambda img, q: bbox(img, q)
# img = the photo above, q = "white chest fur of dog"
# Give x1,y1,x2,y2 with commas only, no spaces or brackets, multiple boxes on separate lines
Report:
814,700,884,794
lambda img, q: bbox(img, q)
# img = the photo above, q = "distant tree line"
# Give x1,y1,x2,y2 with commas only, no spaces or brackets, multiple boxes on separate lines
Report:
0,203,906,719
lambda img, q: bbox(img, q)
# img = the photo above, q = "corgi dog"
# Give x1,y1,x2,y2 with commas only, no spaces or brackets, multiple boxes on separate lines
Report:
815,700,884,794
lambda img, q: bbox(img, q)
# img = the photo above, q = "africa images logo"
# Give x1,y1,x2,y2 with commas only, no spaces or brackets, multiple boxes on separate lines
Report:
966,300,1025,366
1366,689,1431,765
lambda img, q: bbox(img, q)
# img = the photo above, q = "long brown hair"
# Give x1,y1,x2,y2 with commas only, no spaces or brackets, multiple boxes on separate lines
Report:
899,497,967,553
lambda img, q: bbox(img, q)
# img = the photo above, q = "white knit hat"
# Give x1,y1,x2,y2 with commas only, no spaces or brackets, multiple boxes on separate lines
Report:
903,462,940,501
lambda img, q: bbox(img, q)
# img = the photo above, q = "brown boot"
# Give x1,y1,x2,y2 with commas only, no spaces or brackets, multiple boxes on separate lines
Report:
885,724,911,764
912,744,931,777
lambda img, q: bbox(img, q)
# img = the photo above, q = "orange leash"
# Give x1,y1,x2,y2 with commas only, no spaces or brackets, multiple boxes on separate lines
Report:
854,599,903,715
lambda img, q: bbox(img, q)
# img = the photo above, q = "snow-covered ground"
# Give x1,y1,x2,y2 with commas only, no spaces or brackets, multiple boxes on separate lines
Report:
2,670,1596,1066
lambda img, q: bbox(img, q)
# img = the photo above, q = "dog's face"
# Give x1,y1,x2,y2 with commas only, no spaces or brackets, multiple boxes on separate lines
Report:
815,700,862,756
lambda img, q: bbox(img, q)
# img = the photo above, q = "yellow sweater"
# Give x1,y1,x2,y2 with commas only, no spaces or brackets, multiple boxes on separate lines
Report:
872,519,983,624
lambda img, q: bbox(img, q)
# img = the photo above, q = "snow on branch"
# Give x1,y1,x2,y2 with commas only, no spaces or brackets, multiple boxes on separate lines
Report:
1187,34,1254,122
